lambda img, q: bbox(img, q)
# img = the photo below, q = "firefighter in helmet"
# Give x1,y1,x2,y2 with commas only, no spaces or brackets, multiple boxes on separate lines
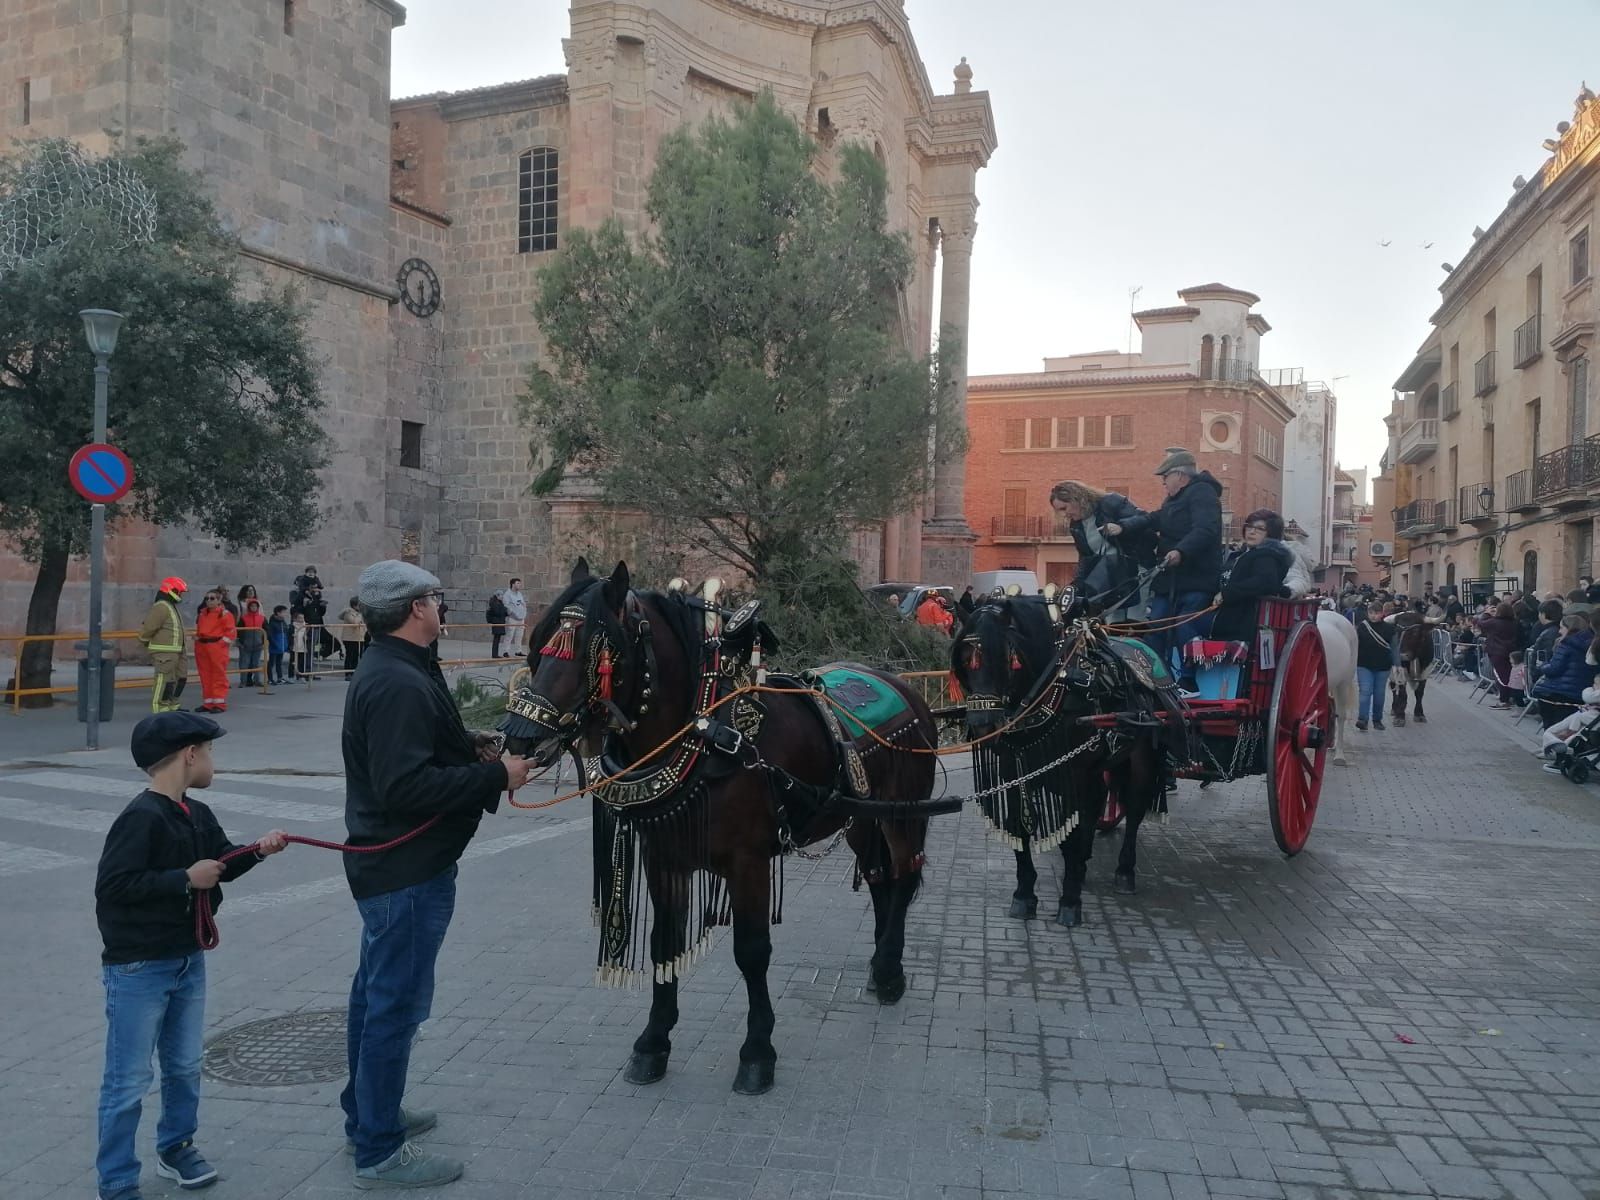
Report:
138,577,189,713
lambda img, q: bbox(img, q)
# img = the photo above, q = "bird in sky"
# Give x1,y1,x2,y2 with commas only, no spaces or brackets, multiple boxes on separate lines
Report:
1421,240,1434,249
1379,239,1392,247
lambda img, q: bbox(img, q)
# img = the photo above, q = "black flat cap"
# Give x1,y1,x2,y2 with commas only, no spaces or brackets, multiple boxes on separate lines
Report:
131,711,227,769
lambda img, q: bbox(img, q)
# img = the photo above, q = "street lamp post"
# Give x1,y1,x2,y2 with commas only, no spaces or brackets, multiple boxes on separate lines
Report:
79,308,124,751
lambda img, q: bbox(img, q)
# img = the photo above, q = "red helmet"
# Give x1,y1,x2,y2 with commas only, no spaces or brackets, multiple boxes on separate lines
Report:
159,576,189,596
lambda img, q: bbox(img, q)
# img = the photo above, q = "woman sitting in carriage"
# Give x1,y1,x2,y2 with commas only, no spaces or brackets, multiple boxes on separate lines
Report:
1211,509,1295,643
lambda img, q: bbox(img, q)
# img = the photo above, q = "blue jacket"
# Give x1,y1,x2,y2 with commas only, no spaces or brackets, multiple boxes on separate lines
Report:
267,616,291,654
1531,629,1594,699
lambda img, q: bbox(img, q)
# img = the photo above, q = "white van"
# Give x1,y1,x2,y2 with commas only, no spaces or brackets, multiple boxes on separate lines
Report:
970,569,1041,598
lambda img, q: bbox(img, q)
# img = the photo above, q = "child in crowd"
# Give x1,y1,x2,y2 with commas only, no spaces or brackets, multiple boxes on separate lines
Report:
266,606,291,685
237,599,266,688
291,612,311,680
94,713,288,1200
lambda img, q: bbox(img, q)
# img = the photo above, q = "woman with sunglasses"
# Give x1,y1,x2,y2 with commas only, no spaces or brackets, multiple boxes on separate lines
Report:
1210,509,1294,644
193,592,238,713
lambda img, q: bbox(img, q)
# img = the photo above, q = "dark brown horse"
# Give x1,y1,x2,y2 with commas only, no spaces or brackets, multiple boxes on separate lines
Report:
952,592,1165,926
500,561,939,1094
1389,618,1435,725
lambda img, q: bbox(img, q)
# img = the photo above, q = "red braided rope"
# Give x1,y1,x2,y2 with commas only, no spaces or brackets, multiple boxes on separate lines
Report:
197,816,444,950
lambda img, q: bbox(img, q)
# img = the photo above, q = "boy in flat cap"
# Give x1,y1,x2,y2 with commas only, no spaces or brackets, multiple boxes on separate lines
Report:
94,712,289,1200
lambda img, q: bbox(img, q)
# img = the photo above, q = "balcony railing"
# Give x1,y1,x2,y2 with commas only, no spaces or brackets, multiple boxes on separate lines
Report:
1197,358,1258,384
1459,482,1496,522
1397,418,1439,463
1474,350,1498,396
1532,440,1600,501
1514,314,1542,367
991,515,1047,540
1392,499,1439,536
1435,499,1457,529
1330,543,1356,565
1505,469,1536,511
1441,381,1460,419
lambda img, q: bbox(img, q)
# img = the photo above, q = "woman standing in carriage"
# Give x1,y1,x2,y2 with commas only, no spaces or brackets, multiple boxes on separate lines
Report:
1047,480,1155,621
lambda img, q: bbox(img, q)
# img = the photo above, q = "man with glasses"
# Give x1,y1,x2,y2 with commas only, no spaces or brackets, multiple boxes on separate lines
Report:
192,591,237,714
337,561,534,1189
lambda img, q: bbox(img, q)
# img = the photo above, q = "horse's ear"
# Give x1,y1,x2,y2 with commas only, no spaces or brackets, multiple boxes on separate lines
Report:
570,557,592,585
603,561,631,612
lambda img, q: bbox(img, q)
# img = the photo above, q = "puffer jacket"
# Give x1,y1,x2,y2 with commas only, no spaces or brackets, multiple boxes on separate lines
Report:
1120,471,1224,594
1070,493,1152,598
1532,629,1595,699
1212,541,1294,642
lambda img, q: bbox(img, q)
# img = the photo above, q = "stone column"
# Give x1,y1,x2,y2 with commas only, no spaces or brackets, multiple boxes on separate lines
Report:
922,221,978,582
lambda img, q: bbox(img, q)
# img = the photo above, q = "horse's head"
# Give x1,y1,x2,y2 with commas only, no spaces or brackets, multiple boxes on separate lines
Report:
951,591,1068,735
500,558,636,767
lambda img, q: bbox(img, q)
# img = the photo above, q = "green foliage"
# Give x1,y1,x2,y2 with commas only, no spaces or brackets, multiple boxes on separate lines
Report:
522,92,962,584
0,137,329,564
452,673,509,728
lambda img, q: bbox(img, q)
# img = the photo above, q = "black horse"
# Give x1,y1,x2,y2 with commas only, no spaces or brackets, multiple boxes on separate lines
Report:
1389,619,1435,725
501,561,940,1095
952,591,1166,926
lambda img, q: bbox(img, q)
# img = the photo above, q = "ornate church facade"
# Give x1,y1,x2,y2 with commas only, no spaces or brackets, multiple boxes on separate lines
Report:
0,0,994,627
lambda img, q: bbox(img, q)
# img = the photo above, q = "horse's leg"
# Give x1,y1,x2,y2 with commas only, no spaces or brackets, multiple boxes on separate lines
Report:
866,820,927,1005
1414,673,1428,722
623,867,687,1085
727,854,776,1095
1056,769,1102,927
1390,674,1407,726
1010,840,1039,919
1113,749,1158,895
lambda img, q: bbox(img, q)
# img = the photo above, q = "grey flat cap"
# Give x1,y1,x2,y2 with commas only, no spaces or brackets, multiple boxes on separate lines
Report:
357,560,441,609
1154,448,1197,475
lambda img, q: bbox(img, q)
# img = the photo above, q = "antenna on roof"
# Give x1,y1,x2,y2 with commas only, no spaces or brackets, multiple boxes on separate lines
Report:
1127,285,1143,355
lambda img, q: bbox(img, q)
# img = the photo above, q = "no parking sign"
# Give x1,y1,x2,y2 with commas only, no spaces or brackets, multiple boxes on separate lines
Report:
67,443,134,504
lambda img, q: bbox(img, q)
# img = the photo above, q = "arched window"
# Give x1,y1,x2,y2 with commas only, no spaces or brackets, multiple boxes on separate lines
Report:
518,148,559,253
1445,563,1456,586
1219,335,1232,380
1523,549,1538,593
1199,334,1215,379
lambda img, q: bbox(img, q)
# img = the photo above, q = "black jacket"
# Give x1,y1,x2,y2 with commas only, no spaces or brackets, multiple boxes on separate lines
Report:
1355,618,1394,671
95,789,260,964
1121,471,1224,594
342,635,507,899
1212,541,1293,642
1070,493,1154,599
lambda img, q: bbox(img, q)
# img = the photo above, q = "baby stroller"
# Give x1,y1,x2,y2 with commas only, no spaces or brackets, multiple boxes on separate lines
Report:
1550,708,1600,783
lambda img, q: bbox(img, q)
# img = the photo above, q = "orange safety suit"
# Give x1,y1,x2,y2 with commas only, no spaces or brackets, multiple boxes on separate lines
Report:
916,596,954,635
194,606,237,710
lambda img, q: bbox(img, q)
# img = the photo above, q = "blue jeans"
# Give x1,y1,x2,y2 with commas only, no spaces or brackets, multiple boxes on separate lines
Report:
1356,667,1387,723
341,866,457,1168
1145,590,1215,680
238,639,263,685
97,953,206,1195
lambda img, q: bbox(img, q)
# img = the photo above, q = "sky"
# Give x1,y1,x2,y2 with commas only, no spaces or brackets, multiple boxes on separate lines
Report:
391,0,1600,488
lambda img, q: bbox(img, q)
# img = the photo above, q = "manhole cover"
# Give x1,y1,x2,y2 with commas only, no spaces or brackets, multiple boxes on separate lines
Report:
276,713,322,721
203,1009,347,1086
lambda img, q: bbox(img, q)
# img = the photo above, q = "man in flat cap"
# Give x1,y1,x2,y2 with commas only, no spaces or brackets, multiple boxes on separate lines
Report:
337,561,533,1189
1106,448,1224,694
95,713,289,1200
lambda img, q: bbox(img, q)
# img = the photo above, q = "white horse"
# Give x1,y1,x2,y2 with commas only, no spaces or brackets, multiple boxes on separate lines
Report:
1315,609,1357,766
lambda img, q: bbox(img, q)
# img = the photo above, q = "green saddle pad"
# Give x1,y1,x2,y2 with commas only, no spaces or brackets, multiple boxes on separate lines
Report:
1107,636,1176,688
815,666,909,736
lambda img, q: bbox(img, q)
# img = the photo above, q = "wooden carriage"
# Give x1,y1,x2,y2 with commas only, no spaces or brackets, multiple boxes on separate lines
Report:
1085,597,1330,855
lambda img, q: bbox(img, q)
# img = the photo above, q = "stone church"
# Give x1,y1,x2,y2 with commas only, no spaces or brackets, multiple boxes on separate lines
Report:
0,0,995,628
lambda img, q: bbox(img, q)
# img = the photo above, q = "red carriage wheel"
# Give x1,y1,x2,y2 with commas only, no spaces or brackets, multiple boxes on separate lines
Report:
1097,772,1125,833
1266,622,1329,855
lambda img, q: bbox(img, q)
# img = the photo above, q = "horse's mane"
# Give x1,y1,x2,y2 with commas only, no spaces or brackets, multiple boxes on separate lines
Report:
527,573,705,672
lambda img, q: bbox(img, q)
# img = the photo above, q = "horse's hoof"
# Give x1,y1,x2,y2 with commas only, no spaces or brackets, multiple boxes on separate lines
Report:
1393,716,1406,727
1055,902,1083,928
1415,714,1427,723
732,1059,775,1095
1333,756,1349,767
1008,895,1038,919
873,972,907,1005
1113,871,1136,895
623,1051,669,1086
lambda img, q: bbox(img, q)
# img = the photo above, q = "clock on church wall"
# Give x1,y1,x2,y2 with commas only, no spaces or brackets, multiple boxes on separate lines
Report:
397,258,441,318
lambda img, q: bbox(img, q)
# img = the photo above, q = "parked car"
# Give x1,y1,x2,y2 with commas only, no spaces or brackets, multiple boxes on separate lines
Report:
970,569,1040,598
899,584,955,620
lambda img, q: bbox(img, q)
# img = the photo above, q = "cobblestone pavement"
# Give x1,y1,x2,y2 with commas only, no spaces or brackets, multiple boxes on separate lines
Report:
1,673,1597,1199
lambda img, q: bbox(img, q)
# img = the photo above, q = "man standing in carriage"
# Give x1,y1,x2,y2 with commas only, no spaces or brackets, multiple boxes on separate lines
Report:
1104,448,1224,694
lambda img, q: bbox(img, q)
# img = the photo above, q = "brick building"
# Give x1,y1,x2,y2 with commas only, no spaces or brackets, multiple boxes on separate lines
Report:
964,285,1295,587
0,0,995,628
